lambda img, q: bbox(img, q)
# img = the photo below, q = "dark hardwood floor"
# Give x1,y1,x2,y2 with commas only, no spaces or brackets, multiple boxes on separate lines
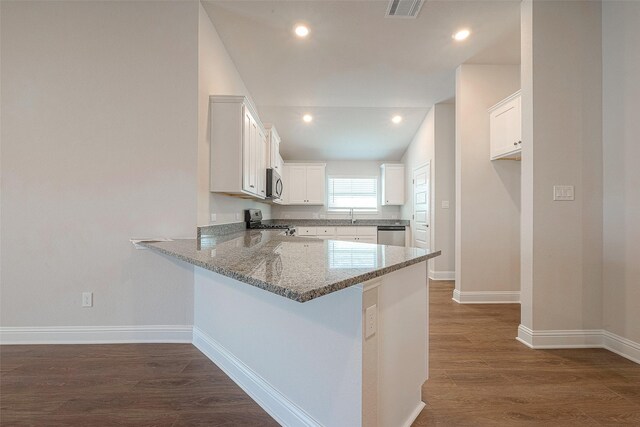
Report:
1,281,639,426
0,343,279,426
414,281,640,426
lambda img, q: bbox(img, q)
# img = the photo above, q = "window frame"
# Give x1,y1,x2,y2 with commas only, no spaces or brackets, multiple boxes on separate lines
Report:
326,175,379,213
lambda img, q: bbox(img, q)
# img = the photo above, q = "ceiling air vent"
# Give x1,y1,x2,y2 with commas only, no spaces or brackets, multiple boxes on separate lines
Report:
386,0,424,18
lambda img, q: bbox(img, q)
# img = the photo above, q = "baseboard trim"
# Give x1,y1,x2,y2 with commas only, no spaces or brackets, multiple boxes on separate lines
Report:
428,270,455,281
603,330,640,365
401,401,426,427
452,289,520,304
517,325,640,364
0,325,193,345
193,326,322,427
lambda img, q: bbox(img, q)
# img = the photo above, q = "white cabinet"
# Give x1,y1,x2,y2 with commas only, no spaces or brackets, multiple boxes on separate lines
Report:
210,95,267,199
265,124,282,174
299,226,377,243
381,164,405,205
285,163,326,205
489,91,521,160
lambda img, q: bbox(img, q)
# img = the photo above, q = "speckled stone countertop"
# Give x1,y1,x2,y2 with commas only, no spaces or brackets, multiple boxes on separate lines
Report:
265,219,410,227
142,231,439,303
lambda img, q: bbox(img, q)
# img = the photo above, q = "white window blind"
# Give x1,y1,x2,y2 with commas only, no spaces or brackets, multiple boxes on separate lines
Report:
327,176,378,210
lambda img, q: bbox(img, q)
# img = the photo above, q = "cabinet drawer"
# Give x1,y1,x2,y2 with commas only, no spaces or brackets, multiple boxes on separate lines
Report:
317,227,336,236
336,226,357,236
356,236,377,244
297,227,317,236
356,227,378,236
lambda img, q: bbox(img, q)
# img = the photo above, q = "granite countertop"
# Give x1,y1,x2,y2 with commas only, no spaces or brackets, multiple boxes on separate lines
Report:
143,230,439,303
266,219,410,227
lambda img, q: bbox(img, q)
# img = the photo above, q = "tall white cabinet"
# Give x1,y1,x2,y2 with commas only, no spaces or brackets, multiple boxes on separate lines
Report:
381,164,405,205
210,96,267,199
489,91,521,160
284,163,326,205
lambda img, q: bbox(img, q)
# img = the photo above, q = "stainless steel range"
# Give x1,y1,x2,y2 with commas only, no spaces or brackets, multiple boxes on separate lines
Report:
244,209,295,235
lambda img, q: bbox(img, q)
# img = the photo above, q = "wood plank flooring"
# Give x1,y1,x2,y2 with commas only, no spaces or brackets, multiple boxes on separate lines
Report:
1,281,639,426
413,281,640,426
0,344,279,426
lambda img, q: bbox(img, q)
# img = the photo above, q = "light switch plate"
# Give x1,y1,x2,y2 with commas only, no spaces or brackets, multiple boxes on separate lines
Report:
82,292,93,308
210,213,217,222
441,200,450,209
553,185,575,201
365,305,377,339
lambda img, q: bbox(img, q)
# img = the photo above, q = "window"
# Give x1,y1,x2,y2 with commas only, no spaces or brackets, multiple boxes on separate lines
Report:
327,176,378,211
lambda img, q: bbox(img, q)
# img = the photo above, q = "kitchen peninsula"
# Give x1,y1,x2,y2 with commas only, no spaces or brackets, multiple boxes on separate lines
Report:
144,228,439,427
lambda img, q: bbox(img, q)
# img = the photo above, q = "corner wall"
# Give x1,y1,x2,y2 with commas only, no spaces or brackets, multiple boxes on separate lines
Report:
602,1,640,345
0,1,198,334
198,4,272,226
401,104,455,279
519,0,603,340
455,65,521,302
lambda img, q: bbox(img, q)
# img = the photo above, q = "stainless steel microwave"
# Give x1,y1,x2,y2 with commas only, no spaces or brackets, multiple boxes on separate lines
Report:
266,168,283,200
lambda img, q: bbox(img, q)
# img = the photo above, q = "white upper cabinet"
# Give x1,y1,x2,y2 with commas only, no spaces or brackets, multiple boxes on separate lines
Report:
381,164,405,205
265,124,282,173
285,163,326,205
489,91,522,160
210,95,267,199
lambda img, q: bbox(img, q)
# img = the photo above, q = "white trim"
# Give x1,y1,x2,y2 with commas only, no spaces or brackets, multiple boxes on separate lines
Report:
516,325,640,365
0,325,193,345
603,330,640,364
429,270,455,281
401,401,426,427
193,326,323,427
516,325,602,348
452,289,520,304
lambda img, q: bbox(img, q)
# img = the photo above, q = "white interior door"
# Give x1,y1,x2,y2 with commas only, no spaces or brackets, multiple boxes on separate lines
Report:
413,163,431,250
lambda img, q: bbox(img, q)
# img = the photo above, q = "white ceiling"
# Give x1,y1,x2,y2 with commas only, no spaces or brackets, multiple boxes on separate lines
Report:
203,0,520,160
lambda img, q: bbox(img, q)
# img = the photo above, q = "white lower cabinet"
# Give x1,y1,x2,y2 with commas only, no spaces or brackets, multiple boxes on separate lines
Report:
298,226,377,243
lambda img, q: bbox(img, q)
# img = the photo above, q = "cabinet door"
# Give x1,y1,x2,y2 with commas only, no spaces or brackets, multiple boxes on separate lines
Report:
490,95,521,159
356,236,377,244
257,127,267,198
383,166,404,205
242,110,252,194
305,165,325,204
288,166,308,204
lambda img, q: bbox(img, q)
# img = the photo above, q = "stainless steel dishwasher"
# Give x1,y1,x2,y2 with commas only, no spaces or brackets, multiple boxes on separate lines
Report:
377,225,406,246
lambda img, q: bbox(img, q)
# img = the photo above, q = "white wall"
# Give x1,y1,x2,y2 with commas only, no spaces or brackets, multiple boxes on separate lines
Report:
602,1,640,344
520,0,602,332
401,104,456,278
455,65,521,299
272,160,402,220
198,5,272,226
0,1,198,328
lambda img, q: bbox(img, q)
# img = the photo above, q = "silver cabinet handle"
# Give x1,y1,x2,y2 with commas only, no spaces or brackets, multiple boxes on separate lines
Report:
513,142,518,146
250,185,255,188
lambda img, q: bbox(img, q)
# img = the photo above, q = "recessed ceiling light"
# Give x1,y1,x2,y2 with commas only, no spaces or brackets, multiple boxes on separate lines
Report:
392,115,403,124
294,25,310,38
303,114,313,123
453,29,470,41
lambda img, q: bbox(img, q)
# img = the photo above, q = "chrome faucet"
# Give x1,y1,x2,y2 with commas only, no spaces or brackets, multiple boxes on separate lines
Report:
350,208,356,224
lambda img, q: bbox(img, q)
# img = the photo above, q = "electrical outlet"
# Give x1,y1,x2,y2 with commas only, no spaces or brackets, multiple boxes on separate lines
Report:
391,214,397,219
553,185,575,201
235,213,241,221
365,305,377,339
441,200,450,209
82,292,93,308
210,213,217,222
